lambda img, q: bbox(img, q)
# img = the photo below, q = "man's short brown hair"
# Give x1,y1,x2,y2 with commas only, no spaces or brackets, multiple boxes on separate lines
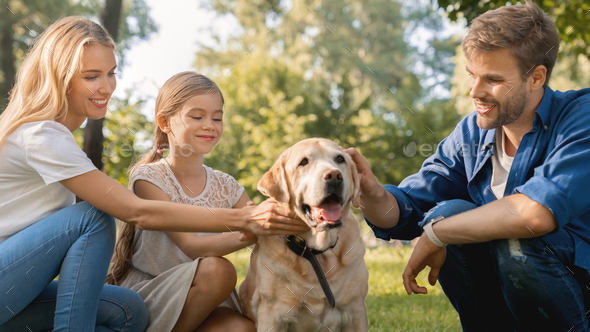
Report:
463,1,559,88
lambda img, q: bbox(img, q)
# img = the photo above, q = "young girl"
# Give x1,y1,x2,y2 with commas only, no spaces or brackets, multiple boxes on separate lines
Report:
107,72,257,332
0,17,306,331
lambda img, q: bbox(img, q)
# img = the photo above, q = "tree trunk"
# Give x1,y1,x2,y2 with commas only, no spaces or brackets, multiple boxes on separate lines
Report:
100,0,123,42
0,2,16,112
83,0,123,170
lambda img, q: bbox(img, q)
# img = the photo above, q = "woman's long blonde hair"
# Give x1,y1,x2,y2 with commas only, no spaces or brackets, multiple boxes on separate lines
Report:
0,17,115,147
106,71,224,285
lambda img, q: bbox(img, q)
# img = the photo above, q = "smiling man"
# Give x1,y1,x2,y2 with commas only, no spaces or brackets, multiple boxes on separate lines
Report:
345,2,590,331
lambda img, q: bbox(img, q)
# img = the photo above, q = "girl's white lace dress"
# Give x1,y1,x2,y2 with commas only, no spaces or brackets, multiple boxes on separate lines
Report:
119,158,245,332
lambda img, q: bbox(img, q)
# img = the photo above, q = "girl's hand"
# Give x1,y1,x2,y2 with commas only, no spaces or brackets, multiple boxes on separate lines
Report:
238,232,258,245
242,198,309,236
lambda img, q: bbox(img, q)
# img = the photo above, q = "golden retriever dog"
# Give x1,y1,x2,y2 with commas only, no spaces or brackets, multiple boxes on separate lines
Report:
239,138,369,332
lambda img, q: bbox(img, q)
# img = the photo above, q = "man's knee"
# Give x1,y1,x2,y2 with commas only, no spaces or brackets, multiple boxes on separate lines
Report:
492,238,534,292
491,236,574,290
420,199,477,227
491,237,587,330
493,233,572,267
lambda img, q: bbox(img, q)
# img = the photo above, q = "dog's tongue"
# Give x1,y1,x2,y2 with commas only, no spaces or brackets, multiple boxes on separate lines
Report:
311,203,342,223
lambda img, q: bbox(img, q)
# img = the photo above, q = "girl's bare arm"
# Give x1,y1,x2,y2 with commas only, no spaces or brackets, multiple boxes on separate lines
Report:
60,170,308,235
133,180,255,259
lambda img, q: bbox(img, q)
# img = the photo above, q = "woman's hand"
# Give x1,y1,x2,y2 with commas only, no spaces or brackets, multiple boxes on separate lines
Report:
242,198,309,236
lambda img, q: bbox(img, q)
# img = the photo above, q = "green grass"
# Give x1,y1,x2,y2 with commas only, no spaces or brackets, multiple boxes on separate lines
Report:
227,245,461,331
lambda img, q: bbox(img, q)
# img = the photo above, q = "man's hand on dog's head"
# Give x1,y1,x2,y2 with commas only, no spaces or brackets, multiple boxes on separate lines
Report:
341,146,385,200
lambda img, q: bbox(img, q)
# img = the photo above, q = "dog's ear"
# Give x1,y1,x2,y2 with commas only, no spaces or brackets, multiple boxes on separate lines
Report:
345,152,361,208
257,150,291,204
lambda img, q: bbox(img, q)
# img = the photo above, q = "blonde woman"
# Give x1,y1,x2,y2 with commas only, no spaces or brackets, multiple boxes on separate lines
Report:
0,17,307,332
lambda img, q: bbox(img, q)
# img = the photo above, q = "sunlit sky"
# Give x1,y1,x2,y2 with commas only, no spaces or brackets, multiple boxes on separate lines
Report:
114,0,228,121
114,0,466,122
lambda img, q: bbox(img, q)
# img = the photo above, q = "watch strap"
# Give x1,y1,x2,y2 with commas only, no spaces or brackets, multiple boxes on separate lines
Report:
423,216,447,248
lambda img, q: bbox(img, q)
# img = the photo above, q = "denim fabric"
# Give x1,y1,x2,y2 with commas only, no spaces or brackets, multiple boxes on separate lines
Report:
425,200,590,332
366,87,590,274
0,202,148,332
1,281,148,332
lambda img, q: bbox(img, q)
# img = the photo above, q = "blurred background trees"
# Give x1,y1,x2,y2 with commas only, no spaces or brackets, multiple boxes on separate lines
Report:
197,0,462,201
1,0,588,196
0,0,156,103
439,0,590,59
195,0,588,202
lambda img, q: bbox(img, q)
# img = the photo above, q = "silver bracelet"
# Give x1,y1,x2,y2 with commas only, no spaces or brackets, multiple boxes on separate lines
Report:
423,216,447,248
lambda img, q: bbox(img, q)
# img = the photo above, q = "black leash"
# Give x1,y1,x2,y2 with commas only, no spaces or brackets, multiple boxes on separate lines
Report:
284,235,338,308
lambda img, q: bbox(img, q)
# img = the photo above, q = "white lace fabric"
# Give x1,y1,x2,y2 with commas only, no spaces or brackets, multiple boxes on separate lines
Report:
127,158,245,276
132,158,244,208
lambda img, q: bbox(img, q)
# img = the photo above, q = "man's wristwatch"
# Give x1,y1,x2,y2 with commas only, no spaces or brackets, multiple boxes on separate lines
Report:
423,216,448,248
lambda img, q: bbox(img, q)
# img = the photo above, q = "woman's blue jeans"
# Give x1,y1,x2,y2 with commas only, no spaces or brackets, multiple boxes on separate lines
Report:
0,202,148,332
423,199,590,332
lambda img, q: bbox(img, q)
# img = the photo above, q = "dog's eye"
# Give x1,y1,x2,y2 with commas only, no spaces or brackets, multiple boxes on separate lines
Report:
335,155,345,163
299,158,309,167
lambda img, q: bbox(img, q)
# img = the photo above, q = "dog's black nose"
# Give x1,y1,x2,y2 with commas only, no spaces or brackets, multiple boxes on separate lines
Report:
323,169,343,186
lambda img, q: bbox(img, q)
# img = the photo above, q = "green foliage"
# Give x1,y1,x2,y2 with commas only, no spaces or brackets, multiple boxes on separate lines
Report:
5,0,95,56
115,0,158,68
6,0,156,58
437,0,590,59
196,0,462,202
227,245,461,331
0,0,156,110
74,91,153,186
102,93,153,186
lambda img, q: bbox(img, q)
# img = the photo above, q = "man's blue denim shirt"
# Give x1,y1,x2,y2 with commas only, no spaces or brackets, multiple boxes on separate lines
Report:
366,86,590,271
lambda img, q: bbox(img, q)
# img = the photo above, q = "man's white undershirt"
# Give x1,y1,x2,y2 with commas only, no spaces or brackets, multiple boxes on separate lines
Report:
491,127,523,256
491,127,514,200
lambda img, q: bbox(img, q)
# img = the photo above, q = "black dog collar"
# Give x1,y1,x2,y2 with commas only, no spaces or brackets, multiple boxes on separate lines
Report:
284,235,338,308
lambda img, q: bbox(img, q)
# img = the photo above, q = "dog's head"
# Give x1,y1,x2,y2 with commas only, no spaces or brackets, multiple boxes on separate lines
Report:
258,138,360,251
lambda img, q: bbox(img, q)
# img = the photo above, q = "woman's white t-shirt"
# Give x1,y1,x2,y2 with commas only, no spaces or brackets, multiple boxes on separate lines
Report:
0,120,97,243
